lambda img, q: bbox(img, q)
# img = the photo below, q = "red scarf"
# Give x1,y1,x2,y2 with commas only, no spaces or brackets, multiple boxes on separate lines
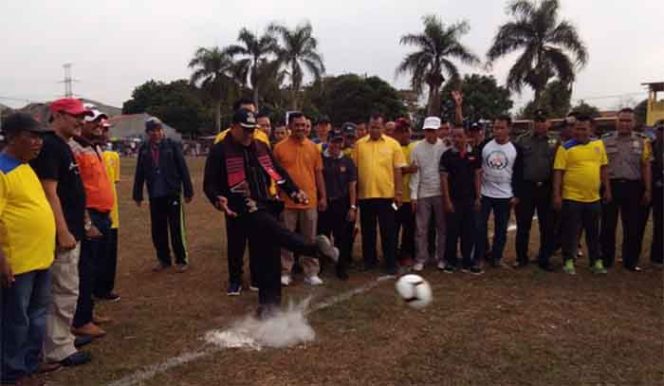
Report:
223,137,283,189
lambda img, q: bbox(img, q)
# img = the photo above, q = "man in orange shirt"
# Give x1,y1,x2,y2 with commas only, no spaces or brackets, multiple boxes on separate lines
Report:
274,112,327,286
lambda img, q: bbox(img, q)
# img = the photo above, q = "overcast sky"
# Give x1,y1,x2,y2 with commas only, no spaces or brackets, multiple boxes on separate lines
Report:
1,0,662,111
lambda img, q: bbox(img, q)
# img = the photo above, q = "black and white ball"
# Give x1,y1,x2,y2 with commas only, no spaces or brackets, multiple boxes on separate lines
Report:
395,274,433,309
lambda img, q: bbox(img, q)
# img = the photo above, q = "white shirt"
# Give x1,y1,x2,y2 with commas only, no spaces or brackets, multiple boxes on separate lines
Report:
480,139,517,198
409,138,449,200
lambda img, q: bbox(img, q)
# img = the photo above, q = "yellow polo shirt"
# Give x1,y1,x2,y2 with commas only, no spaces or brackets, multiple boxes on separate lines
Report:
0,154,56,275
554,139,608,203
353,135,407,200
214,128,270,146
103,150,120,229
401,142,417,203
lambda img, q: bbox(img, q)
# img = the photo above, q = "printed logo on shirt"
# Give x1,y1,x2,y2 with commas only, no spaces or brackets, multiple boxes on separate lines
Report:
69,162,80,175
485,150,509,170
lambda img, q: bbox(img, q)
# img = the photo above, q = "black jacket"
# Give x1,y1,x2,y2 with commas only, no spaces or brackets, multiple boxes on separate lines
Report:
203,135,300,216
132,139,193,201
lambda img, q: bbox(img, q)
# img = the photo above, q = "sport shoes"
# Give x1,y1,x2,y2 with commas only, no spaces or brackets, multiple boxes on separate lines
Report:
249,284,259,292
625,265,642,272
175,264,189,273
152,263,169,272
436,261,446,270
443,265,456,274
226,283,242,296
95,293,121,302
591,260,608,274
71,323,106,338
412,262,424,272
563,260,576,275
468,266,484,275
60,351,92,367
281,275,292,286
315,235,339,262
304,275,324,286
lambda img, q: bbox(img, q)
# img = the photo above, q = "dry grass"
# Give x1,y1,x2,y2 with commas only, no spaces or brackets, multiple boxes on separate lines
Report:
43,157,663,386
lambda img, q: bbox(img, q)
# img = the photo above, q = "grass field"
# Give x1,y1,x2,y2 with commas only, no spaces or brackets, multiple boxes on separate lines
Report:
43,157,663,385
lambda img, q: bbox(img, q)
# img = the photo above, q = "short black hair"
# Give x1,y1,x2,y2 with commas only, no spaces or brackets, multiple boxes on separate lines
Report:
256,111,269,119
440,118,449,125
576,114,594,124
232,97,255,111
618,107,634,115
289,112,305,124
369,112,384,121
495,114,512,125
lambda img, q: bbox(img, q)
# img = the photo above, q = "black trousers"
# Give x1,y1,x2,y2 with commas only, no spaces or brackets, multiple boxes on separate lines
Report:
359,199,397,271
149,196,188,266
74,210,111,328
445,199,476,268
240,209,317,306
225,216,258,287
600,180,643,268
395,202,415,260
93,228,118,297
561,200,601,265
515,182,555,265
318,198,351,274
651,185,663,263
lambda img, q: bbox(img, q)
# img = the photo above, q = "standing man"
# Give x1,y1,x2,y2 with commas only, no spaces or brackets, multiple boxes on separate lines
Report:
440,126,484,274
0,113,56,385
385,121,397,138
437,119,453,147
256,112,272,139
353,113,406,274
553,115,610,275
355,122,368,139
319,129,358,280
650,122,663,267
203,109,338,318
600,108,652,271
69,108,115,337
467,122,485,148
32,99,93,367
314,115,332,149
132,118,194,273
274,112,327,286
475,115,520,268
393,119,417,266
513,109,558,271
341,122,358,157
410,116,449,271
272,125,288,144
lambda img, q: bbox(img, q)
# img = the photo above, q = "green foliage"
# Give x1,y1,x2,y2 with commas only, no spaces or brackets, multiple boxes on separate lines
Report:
442,74,513,121
519,80,572,118
570,100,600,118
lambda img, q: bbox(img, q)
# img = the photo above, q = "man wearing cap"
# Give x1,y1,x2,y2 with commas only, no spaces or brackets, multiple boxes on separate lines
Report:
203,108,338,317
133,117,194,273
353,112,406,274
274,112,328,286
468,122,485,148
341,122,357,158
512,109,558,271
318,128,358,279
0,113,57,384
600,107,652,271
409,116,449,271
393,119,418,266
214,99,270,147
31,98,94,366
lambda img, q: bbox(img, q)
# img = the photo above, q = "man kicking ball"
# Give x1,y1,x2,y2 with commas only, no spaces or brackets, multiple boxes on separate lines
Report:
203,109,339,318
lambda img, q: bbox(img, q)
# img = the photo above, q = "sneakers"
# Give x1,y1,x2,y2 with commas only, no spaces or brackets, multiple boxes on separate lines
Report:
92,314,113,325
591,260,608,275
412,262,424,272
443,265,456,274
226,283,242,296
468,266,484,275
625,265,642,272
60,351,92,367
563,260,576,275
95,293,120,302
512,261,528,269
71,323,106,338
281,275,292,286
74,335,93,348
315,235,339,262
249,284,259,292
38,361,62,374
152,263,169,272
538,262,555,272
436,261,446,270
304,275,324,286
175,264,189,273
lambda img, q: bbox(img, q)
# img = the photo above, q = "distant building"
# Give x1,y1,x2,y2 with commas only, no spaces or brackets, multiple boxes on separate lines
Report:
643,81,664,126
108,113,182,141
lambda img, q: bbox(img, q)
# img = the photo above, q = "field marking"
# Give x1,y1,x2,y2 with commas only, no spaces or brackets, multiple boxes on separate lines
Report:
106,275,395,386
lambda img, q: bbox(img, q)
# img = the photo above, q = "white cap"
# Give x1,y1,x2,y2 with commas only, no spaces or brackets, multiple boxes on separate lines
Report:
422,116,441,130
83,103,108,123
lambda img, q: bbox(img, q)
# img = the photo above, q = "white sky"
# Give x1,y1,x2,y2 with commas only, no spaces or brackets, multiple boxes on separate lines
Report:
1,0,662,111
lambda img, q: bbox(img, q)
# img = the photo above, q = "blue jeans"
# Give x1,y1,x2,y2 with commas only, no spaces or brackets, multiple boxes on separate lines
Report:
1,269,51,383
474,196,511,263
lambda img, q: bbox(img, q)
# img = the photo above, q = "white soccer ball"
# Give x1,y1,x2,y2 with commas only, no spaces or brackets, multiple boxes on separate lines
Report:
395,274,433,309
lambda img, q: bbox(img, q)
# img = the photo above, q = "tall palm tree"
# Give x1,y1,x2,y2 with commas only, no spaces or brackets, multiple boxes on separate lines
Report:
188,47,239,132
225,28,279,109
397,15,479,116
268,22,325,110
487,0,588,109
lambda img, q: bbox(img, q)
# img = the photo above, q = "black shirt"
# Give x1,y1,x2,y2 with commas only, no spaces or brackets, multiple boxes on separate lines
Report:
30,132,87,240
322,151,357,201
439,145,481,202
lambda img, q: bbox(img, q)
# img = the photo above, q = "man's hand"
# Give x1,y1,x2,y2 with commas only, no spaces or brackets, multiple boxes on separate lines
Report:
216,196,238,217
318,198,328,212
474,198,481,211
394,195,403,208
451,90,463,106
134,200,142,208
184,196,193,204
552,195,562,211
57,230,77,251
86,225,102,240
510,197,520,207
444,200,455,213
0,256,15,288
346,208,357,223
403,164,419,174
292,190,309,205
642,190,651,206
602,190,612,204
411,200,417,214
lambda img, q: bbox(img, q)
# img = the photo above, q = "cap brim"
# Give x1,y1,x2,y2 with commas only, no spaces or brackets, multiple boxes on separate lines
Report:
422,126,438,130
240,123,256,129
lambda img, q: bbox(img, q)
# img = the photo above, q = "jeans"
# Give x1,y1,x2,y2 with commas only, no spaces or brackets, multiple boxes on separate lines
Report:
515,182,555,265
474,196,511,263
359,199,398,272
561,200,601,264
1,269,51,383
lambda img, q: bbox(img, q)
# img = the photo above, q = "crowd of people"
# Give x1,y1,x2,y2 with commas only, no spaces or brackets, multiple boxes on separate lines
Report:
0,94,662,385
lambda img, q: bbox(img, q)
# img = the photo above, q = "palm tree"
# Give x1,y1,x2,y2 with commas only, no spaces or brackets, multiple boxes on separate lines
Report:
188,47,239,132
225,28,279,109
487,0,588,109
397,15,479,116
268,22,325,110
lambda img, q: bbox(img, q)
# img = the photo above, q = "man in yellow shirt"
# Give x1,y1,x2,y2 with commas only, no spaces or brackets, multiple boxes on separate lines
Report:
553,115,610,275
352,113,406,274
393,119,418,266
0,113,56,384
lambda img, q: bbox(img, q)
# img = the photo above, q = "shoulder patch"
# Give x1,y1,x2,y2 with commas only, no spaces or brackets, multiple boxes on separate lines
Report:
562,139,580,150
0,153,21,174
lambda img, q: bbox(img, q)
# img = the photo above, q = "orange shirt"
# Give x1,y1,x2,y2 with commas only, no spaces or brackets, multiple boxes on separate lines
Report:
69,139,114,212
273,136,323,209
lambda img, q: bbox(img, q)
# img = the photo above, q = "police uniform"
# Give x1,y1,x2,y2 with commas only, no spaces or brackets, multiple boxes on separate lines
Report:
513,131,558,267
600,131,653,269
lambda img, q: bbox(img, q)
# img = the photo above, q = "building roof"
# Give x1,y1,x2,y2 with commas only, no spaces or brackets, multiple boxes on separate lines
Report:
642,82,664,92
107,113,182,141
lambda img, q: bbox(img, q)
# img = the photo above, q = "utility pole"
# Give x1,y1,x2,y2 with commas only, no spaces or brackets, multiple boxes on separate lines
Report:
61,63,75,97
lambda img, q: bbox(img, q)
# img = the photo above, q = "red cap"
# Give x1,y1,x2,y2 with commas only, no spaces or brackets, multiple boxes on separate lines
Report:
49,98,92,116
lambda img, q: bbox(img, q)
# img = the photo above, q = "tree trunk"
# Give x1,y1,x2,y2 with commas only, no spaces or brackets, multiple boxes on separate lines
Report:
533,87,542,110
427,82,442,116
291,61,299,110
253,86,260,111
215,99,222,133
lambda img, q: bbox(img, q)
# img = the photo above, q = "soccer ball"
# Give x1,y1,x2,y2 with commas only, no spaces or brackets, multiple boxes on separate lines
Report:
395,274,433,309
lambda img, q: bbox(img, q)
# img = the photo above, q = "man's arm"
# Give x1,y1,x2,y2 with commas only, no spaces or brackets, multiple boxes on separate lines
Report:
474,169,482,209
315,168,327,211
552,170,563,210
642,141,653,205
440,172,453,212
203,144,229,210
409,150,420,202
394,166,403,206
601,165,611,203
41,180,77,249
132,149,145,204
173,142,194,201
511,143,523,204
452,90,464,126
